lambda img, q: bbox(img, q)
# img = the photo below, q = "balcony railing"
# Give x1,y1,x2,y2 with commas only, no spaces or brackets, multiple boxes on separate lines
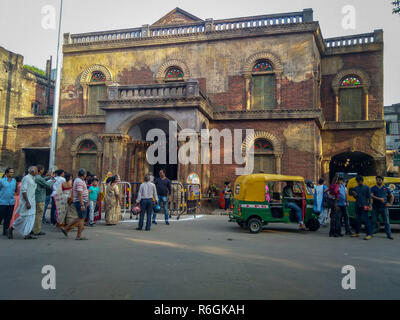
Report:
65,9,314,45
107,80,201,101
325,30,382,48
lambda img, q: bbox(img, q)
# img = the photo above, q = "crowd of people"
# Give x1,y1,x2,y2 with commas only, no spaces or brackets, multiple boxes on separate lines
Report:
0,165,172,240
308,175,394,240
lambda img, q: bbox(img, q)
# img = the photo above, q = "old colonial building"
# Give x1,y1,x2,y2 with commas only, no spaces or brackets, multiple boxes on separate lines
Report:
0,46,54,172
13,7,385,188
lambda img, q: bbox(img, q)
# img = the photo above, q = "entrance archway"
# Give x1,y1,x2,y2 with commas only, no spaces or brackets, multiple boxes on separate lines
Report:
329,152,376,182
128,117,178,181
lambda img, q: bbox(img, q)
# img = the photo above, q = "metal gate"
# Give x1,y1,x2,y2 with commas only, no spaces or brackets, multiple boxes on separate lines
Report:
184,183,201,218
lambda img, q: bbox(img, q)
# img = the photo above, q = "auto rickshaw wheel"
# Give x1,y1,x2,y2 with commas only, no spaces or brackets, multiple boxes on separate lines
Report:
247,218,262,233
306,218,320,231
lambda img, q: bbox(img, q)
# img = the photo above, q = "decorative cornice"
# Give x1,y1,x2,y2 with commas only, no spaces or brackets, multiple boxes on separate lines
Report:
15,115,105,126
323,120,384,130
63,23,320,54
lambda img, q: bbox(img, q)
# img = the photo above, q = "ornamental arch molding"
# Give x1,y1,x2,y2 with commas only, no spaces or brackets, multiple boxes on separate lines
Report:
242,130,283,155
242,51,284,76
241,130,283,174
71,133,104,155
79,64,113,85
331,68,371,95
156,59,190,83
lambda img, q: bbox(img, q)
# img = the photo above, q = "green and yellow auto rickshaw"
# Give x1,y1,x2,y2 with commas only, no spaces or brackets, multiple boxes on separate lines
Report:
347,176,400,231
228,174,319,233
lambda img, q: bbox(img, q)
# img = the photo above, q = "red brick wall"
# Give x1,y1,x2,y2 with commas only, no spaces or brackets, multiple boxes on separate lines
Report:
207,75,246,111
208,120,319,188
118,67,154,85
280,76,314,110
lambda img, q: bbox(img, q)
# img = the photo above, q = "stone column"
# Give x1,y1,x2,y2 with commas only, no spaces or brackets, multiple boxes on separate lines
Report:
275,154,283,174
374,157,386,176
99,134,132,181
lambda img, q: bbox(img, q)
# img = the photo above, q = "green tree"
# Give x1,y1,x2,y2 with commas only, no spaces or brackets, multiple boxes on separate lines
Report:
394,0,400,14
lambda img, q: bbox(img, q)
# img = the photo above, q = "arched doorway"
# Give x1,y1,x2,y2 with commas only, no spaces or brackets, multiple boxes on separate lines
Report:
128,117,178,181
329,152,376,182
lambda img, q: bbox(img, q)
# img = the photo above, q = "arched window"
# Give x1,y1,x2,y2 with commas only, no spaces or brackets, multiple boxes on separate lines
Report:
165,67,184,81
88,71,106,115
78,140,98,174
251,60,275,110
339,75,363,121
253,138,275,173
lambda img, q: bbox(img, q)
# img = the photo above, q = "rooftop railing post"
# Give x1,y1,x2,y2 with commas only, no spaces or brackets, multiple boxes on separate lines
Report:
63,33,71,44
303,8,314,22
374,29,384,42
142,24,150,37
205,18,214,32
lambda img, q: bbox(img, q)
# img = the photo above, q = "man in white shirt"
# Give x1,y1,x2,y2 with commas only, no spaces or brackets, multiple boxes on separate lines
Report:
136,174,158,231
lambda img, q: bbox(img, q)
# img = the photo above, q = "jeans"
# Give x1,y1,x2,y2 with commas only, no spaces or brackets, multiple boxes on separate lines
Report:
50,197,57,224
338,206,351,233
88,200,96,224
42,195,50,222
355,206,372,236
152,196,168,222
0,205,14,235
328,198,340,235
224,198,231,210
139,199,153,230
285,202,303,223
371,207,392,236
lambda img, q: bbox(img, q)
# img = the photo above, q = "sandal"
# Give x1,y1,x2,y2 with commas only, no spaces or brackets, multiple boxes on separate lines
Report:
75,237,89,240
59,227,68,237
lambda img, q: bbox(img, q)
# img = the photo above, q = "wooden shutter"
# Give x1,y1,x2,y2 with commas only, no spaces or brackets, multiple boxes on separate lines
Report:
79,154,97,174
88,85,106,115
339,88,363,121
254,154,275,173
251,75,274,110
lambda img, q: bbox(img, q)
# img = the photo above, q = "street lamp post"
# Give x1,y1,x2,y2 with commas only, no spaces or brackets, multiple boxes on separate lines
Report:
49,0,63,171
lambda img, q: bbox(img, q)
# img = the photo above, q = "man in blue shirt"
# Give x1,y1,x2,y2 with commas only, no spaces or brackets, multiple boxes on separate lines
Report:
350,175,372,240
337,177,352,236
0,168,17,236
371,176,394,240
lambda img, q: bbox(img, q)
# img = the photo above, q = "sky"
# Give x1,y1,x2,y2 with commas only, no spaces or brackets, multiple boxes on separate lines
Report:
1,0,399,105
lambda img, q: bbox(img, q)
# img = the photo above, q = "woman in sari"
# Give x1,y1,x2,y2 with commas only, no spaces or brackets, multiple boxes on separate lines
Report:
104,175,121,225
9,176,22,228
56,173,77,227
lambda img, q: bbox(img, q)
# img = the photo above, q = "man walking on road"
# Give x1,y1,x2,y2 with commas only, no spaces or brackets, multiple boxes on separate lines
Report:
152,169,171,225
8,166,38,240
371,176,394,240
60,169,89,240
137,174,158,231
32,165,54,236
350,175,373,240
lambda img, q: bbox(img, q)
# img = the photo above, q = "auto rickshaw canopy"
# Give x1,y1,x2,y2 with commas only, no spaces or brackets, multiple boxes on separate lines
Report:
233,174,305,202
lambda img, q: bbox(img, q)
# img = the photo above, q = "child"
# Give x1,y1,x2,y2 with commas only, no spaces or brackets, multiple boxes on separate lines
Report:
223,181,232,211
88,178,100,226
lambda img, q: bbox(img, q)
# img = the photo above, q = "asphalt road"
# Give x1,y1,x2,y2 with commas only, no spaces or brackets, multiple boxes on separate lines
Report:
0,214,399,300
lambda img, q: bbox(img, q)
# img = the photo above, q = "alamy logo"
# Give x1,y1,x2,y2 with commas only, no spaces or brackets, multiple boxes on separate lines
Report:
341,265,356,290
41,5,56,30
341,5,356,30
145,122,255,175
41,265,56,290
